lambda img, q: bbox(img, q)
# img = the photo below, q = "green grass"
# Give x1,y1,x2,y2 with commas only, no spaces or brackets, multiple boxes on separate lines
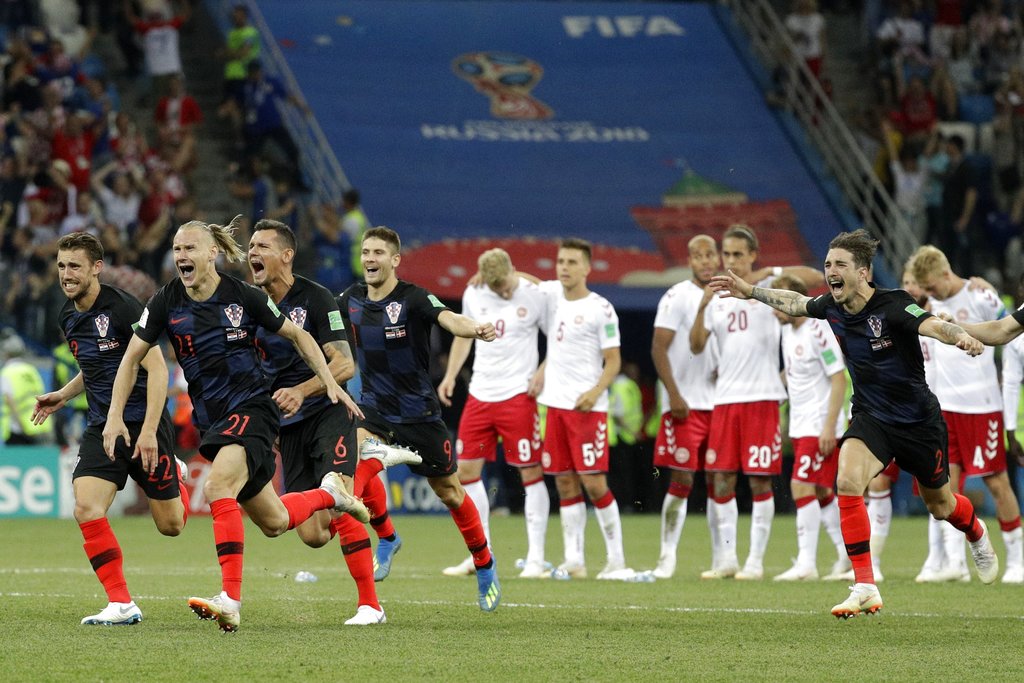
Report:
0,512,1021,682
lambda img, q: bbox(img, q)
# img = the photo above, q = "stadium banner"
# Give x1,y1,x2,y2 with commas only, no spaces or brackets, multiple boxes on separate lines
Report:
0,446,70,518
383,466,449,515
234,0,841,307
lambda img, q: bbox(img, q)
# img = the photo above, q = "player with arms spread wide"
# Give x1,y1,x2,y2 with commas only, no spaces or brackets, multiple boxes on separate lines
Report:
108,217,367,632
710,229,998,617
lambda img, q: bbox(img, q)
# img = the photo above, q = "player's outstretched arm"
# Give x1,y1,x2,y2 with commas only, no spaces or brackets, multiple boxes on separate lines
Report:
134,345,169,474
105,335,153,460
438,310,496,341
277,319,364,419
710,271,811,316
950,315,1024,346
438,336,473,407
918,317,984,356
33,372,85,425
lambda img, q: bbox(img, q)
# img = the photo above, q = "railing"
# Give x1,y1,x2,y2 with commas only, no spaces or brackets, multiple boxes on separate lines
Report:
720,0,916,279
207,0,351,207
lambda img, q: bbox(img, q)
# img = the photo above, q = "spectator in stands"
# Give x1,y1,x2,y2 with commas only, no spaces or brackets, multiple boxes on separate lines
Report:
7,255,65,347
126,0,191,99
896,76,939,141
785,0,827,80
91,159,143,241
928,0,966,61
876,1,930,69
882,117,929,239
240,60,307,178
51,110,98,192
154,72,202,174
992,69,1024,200
217,4,261,121
940,134,980,274
922,129,951,246
968,0,1013,62
310,201,353,294
341,188,368,279
980,24,1020,94
59,189,103,235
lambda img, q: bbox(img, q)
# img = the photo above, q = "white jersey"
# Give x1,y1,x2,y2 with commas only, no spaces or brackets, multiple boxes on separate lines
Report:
537,280,620,412
1002,334,1024,431
920,334,937,391
703,277,786,405
462,278,547,402
781,319,846,438
653,280,717,412
928,284,1005,414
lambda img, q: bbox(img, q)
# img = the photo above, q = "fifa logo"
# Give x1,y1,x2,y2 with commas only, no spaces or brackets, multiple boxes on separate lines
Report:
452,52,553,120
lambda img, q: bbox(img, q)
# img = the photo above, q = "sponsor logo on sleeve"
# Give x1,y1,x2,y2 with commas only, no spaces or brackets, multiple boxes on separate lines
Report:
427,294,445,309
822,349,837,365
138,308,149,328
604,323,616,338
328,310,344,330
266,296,281,317
904,304,927,318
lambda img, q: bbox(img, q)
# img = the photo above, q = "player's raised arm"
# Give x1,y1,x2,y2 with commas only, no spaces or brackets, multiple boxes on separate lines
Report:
689,285,714,354
917,316,984,356
105,334,154,459
710,270,811,317
438,309,496,341
276,318,363,419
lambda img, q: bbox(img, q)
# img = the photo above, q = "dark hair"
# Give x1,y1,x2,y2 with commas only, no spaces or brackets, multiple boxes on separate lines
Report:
947,134,965,152
252,218,296,251
828,229,878,270
723,224,759,252
364,226,401,253
560,237,592,263
56,231,104,262
342,189,361,206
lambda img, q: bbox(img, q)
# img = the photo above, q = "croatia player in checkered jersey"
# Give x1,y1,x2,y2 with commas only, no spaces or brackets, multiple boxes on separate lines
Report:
911,246,1024,583
535,238,631,580
690,224,824,580
437,248,551,579
769,274,849,582
649,234,720,579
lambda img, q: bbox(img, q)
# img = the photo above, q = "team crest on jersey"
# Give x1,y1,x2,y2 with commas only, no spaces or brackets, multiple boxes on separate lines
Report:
94,313,110,338
289,307,307,329
517,307,527,318
867,315,882,338
675,447,690,465
795,344,804,357
385,301,403,324
574,315,584,325
224,304,244,328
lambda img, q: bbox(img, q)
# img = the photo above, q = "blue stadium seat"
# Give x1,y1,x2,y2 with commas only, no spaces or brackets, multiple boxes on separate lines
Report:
958,94,995,125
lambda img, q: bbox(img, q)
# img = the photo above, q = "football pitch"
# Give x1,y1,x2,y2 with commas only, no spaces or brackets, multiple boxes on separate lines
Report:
1,513,1021,682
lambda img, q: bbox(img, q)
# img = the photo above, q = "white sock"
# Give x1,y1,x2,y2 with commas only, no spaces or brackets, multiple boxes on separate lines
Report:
1002,525,1023,569
746,496,774,570
922,515,946,571
943,519,967,570
463,479,491,545
718,497,739,568
559,501,587,567
795,498,821,569
659,493,688,561
867,491,891,567
707,497,721,569
819,497,845,560
594,497,625,567
523,479,549,565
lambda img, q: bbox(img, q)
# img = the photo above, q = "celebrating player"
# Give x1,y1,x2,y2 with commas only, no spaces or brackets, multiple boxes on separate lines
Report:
436,248,551,579
340,226,502,611
32,232,188,626
248,219,387,624
710,229,998,617
690,224,824,580
108,216,368,632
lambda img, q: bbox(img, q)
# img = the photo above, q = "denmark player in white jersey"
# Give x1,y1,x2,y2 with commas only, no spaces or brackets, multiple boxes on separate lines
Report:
690,225,824,580
535,238,630,580
912,246,1023,583
649,235,720,579
437,249,551,579
769,274,849,582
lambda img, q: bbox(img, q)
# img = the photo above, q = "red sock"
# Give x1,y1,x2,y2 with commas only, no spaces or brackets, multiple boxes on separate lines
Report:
946,493,983,542
1000,516,1022,533
332,516,380,610
280,489,334,529
795,495,817,509
353,458,383,498
712,494,735,505
450,494,491,568
560,494,585,508
363,475,395,539
593,490,615,509
753,492,774,503
210,498,245,601
819,493,835,507
80,518,130,603
177,476,190,526
667,481,691,499
838,494,874,584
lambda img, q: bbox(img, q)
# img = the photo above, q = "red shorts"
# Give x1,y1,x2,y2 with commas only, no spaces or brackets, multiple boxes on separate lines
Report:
706,401,782,475
790,436,838,488
541,406,608,475
653,410,712,471
943,410,1006,477
456,393,541,468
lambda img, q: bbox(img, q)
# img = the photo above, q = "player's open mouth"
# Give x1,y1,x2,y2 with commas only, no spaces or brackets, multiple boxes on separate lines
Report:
364,265,379,276
178,263,195,278
250,259,265,275
62,280,78,290
829,279,843,295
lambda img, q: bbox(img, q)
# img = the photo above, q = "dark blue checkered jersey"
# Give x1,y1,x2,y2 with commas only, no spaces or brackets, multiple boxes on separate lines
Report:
806,287,938,424
59,284,154,426
256,275,347,427
338,280,448,424
134,272,285,430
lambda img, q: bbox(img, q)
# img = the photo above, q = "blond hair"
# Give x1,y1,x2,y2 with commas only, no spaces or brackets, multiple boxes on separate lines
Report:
179,215,247,263
478,248,513,287
910,244,950,283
